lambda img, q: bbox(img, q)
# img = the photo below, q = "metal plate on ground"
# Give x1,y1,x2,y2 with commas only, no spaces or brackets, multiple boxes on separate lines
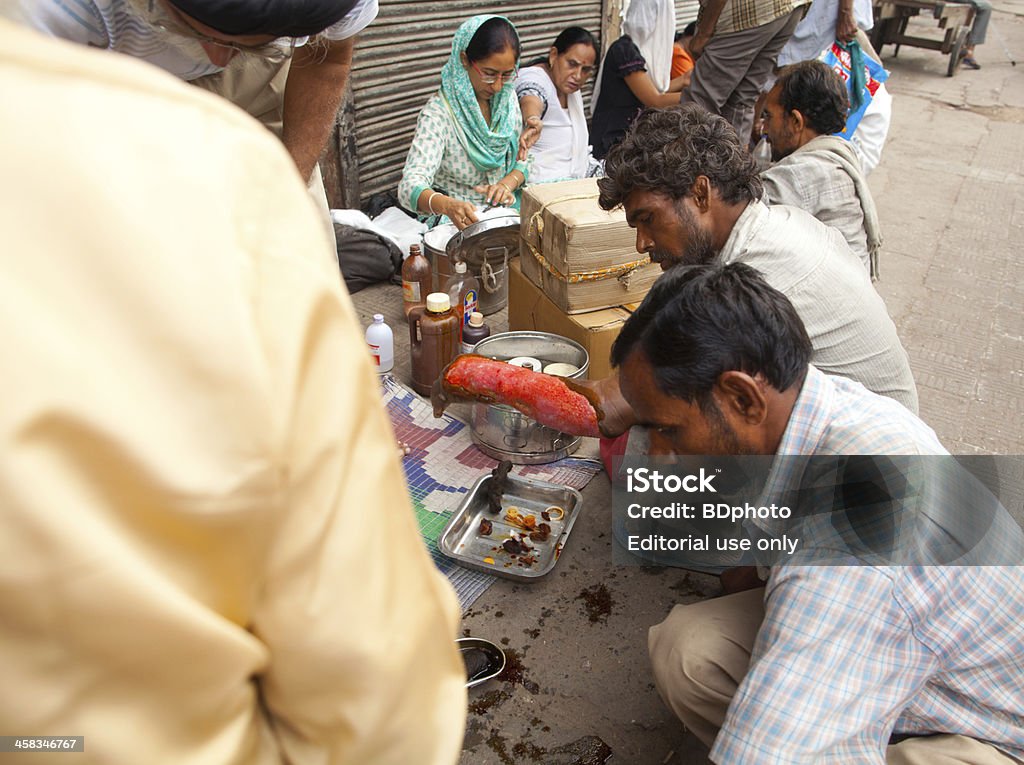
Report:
438,473,582,580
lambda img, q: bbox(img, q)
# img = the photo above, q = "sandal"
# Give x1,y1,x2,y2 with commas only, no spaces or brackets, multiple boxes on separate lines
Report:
962,56,981,70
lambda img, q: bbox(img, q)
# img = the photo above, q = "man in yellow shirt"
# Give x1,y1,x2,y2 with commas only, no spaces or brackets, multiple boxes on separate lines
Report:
0,19,465,764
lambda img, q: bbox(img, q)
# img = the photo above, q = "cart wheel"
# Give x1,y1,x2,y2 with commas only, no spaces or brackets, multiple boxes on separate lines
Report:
948,26,970,76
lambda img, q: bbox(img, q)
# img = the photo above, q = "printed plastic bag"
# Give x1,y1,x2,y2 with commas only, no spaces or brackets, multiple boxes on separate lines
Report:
821,40,889,139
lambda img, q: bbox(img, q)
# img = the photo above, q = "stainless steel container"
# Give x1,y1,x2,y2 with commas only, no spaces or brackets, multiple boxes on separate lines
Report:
470,331,589,464
422,223,458,293
446,215,518,316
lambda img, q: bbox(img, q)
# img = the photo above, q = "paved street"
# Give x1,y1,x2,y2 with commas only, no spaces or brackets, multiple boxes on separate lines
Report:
869,3,1024,456
350,6,1024,761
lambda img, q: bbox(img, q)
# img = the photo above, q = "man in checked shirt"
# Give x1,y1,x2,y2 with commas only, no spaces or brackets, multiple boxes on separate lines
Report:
612,263,1024,764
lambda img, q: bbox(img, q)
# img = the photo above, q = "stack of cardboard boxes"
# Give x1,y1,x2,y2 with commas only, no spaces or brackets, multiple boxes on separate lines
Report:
509,178,661,378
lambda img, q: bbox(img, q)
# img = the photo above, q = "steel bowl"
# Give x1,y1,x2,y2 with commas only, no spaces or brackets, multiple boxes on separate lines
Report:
469,331,589,464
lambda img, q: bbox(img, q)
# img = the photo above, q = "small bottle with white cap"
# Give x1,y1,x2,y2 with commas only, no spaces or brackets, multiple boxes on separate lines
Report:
365,314,394,374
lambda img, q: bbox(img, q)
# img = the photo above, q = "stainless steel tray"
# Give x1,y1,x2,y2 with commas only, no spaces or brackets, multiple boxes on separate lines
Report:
438,473,582,580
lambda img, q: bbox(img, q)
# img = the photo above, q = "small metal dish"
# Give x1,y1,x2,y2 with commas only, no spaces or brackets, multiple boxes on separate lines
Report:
457,637,506,688
438,473,583,580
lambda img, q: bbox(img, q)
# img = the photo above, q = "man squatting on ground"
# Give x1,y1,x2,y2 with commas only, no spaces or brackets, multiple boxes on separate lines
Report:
613,262,1024,764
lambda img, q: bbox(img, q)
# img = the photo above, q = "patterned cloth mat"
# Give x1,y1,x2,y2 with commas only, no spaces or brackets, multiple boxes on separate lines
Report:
381,374,603,610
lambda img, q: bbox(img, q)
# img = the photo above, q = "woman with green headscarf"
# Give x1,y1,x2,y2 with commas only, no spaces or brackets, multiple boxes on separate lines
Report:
399,15,530,231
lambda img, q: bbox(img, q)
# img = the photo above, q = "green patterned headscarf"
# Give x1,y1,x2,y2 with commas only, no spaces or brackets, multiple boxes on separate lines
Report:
440,15,520,173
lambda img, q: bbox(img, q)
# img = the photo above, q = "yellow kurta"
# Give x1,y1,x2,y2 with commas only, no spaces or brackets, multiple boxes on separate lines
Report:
0,19,465,764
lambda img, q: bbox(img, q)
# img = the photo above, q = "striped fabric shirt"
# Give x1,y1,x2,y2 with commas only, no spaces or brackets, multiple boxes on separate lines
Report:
711,368,1024,764
9,0,378,80
702,0,811,36
717,200,919,412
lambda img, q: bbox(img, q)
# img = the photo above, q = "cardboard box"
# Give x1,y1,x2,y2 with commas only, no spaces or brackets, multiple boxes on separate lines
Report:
520,237,662,314
519,177,656,314
508,259,636,380
520,177,639,275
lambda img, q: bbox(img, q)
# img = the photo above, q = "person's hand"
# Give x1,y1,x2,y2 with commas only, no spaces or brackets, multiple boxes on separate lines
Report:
443,197,479,230
836,10,858,43
518,115,542,160
686,32,710,61
750,115,765,146
720,566,764,595
568,373,636,438
473,181,516,208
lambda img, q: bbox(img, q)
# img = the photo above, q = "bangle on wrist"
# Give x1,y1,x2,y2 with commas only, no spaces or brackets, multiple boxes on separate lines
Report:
426,191,440,215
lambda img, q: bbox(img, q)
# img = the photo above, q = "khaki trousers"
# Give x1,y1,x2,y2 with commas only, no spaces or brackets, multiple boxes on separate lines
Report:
190,55,332,224
648,588,1018,763
684,7,804,143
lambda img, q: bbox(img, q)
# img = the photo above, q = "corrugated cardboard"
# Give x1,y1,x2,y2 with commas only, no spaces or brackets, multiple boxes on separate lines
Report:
520,177,640,276
508,259,636,380
520,238,662,314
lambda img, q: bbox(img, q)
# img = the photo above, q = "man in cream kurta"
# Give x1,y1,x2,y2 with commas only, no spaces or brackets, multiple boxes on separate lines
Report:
0,20,465,765
760,60,883,278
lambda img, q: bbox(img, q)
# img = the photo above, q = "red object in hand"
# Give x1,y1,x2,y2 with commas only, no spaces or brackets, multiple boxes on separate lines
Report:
435,355,601,438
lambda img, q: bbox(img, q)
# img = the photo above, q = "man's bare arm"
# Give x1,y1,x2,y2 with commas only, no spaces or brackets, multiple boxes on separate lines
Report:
688,0,726,60
281,36,355,182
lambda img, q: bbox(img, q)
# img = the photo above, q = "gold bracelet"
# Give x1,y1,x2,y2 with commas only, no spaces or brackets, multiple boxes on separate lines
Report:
498,181,515,196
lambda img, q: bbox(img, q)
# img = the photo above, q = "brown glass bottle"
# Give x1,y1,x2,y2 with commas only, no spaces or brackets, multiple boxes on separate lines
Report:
409,292,460,396
460,312,490,354
401,243,432,317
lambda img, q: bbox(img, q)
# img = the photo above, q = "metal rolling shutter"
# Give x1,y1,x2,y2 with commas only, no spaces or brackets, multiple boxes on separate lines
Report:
350,0,604,206
675,0,700,33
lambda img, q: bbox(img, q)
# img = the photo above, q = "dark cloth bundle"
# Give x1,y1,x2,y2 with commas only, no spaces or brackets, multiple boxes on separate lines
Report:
333,222,403,294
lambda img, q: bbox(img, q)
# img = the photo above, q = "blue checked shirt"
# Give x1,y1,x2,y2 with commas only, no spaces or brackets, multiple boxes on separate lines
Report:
711,367,1024,764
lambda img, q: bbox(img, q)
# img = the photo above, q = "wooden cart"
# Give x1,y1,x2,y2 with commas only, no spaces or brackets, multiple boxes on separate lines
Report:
871,0,976,76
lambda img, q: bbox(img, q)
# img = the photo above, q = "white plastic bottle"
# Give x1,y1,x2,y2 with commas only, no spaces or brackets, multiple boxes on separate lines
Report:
365,313,394,374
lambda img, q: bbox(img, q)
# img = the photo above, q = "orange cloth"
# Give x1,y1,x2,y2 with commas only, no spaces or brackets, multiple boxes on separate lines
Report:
671,42,694,77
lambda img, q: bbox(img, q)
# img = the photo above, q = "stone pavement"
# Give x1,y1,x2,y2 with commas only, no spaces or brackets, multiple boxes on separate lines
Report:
870,0,1024,456
349,6,1024,762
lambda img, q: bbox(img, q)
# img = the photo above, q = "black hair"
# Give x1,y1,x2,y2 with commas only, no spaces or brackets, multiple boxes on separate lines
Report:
774,60,849,135
551,26,597,54
466,17,521,63
674,22,696,42
528,26,597,66
169,0,357,36
598,104,762,211
610,263,812,409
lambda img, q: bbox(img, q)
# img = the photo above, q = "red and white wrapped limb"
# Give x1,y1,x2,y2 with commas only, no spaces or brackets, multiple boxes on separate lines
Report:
432,355,603,438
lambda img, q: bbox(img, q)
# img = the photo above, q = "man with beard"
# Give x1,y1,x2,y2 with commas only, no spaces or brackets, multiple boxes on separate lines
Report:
615,262,1024,764
596,103,917,417
760,61,882,278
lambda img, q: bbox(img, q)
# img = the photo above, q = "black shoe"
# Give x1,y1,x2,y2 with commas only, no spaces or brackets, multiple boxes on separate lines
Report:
962,56,982,70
